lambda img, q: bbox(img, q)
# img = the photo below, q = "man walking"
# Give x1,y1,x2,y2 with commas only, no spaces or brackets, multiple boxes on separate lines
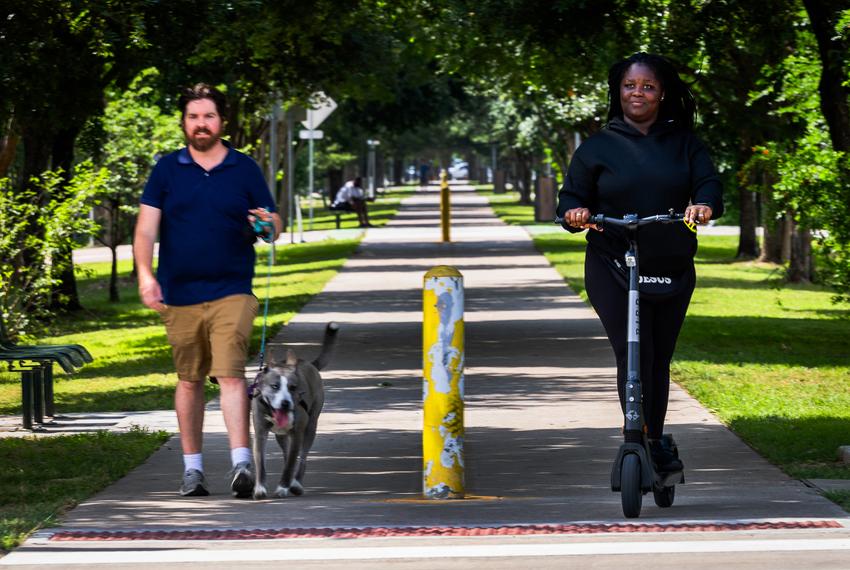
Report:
134,83,282,498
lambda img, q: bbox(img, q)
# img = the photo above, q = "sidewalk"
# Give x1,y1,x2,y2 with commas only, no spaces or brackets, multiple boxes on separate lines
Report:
5,184,849,568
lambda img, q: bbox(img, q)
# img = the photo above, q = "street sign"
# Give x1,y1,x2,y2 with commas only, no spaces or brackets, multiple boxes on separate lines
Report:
301,92,337,130
299,130,323,140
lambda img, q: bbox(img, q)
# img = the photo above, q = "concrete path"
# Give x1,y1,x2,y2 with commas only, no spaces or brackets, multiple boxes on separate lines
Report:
4,184,849,568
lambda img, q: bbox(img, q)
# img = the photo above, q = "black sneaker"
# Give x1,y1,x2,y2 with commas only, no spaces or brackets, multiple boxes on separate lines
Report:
179,469,210,497
230,462,254,498
649,439,684,472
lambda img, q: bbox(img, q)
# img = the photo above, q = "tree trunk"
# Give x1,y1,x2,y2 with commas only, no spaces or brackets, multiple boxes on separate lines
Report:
737,188,760,259
108,201,121,303
18,128,52,279
761,215,785,264
110,245,120,303
516,152,533,205
49,127,82,312
803,0,850,153
781,211,793,262
787,223,813,283
759,171,785,263
467,152,478,182
0,115,18,178
328,168,344,203
21,128,52,195
393,156,404,186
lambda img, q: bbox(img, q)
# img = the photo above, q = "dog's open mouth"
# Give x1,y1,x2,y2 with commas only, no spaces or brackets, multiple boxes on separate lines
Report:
272,409,291,429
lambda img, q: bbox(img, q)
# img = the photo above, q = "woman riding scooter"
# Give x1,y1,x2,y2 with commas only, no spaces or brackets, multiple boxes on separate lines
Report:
557,52,724,473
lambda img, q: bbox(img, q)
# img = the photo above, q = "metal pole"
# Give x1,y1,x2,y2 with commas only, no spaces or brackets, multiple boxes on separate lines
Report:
366,142,375,200
287,109,295,244
308,110,314,230
440,170,450,243
269,102,279,199
422,265,465,499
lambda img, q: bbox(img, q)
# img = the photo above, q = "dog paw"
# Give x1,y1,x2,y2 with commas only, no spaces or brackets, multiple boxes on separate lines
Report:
274,485,290,498
253,485,268,500
289,480,304,496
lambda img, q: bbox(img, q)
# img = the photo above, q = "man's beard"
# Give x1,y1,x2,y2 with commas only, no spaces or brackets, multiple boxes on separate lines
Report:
185,127,221,152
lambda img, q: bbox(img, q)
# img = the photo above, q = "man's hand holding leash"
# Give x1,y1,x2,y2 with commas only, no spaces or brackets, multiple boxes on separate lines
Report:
248,207,283,243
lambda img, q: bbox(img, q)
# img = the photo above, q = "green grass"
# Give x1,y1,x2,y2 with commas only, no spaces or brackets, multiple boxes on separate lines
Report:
824,490,850,511
0,217,378,551
296,184,414,231
0,427,170,553
0,239,361,414
0,188,420,415
479,189,850,486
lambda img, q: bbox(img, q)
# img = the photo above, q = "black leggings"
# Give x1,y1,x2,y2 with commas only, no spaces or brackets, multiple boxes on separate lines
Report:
584,247,694,438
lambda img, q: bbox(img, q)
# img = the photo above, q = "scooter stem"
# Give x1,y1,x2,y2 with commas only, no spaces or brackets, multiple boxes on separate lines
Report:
624,236,643,437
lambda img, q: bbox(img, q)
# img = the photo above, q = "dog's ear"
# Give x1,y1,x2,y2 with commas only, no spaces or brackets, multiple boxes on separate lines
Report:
285,349,298,366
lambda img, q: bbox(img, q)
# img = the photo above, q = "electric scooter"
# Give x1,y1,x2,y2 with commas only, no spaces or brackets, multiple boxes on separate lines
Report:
592,211,687,518
559,210,687,518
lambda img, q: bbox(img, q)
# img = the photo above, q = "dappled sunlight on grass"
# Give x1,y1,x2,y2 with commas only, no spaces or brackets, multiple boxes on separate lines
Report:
0,429,169,551
529,225,850,482
0,239,361,415
297,184,415,231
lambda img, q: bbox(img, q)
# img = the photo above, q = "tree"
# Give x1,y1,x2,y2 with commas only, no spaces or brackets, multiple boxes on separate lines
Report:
0,166,103,337
86,69,184,302
803,1,850,153
0,1,215,311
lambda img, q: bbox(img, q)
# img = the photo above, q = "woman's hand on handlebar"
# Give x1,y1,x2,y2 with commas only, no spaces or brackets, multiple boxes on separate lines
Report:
684,204,713,225
564,208,602,232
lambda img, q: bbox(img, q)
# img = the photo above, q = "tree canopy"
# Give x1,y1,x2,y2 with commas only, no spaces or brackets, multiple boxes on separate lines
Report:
1,0,849,332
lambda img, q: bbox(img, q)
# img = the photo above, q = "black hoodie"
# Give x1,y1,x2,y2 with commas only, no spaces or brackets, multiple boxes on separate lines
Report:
556,117,724,275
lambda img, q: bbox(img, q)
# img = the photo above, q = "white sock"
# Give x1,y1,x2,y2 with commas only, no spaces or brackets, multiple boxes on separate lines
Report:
183,453,203,473
231,446,251,467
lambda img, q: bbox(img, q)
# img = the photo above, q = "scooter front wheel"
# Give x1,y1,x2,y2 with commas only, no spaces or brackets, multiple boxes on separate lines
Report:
653,484,675,508
620,453,642,518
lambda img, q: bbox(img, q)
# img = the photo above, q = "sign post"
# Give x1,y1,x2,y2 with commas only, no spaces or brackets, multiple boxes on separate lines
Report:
301,93,337,230
367,139,380,200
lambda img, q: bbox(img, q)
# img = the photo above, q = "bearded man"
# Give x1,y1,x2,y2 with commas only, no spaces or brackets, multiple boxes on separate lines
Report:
133,83,282,498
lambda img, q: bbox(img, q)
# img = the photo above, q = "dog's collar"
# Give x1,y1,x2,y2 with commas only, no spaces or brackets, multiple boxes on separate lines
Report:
247,367,268,400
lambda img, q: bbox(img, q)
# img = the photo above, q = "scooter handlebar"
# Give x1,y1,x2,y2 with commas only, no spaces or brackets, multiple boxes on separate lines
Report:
589,212,685,228
553,211,686,229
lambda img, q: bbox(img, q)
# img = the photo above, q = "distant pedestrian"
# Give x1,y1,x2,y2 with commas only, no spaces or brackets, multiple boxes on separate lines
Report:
134,83,282,498
557,53,723,473
419,163,430,186
332,176,372,227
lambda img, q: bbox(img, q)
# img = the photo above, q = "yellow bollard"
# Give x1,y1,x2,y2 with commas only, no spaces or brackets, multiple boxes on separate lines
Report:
440,170,450,243
422,265,465,499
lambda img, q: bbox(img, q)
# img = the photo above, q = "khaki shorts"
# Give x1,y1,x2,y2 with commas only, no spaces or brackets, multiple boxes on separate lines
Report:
160,294,259,381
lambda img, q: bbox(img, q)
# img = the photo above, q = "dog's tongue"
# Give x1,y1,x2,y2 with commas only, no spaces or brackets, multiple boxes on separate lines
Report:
272,409,289,429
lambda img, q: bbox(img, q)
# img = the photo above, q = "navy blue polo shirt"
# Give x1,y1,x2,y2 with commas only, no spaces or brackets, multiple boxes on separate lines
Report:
141,142,275,306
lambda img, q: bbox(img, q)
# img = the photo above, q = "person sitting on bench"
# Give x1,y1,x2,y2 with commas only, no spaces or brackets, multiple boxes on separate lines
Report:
331,177,372,228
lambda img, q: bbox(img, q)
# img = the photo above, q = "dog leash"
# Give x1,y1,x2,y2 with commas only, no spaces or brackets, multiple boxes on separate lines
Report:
249,218,276,399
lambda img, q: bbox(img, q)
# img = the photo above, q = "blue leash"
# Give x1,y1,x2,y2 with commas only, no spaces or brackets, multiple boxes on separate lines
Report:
253,219,275,371
211,218,275,395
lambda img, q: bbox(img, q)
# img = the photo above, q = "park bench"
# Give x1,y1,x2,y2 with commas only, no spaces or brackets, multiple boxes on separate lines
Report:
0,319,93,430
328,202,357,229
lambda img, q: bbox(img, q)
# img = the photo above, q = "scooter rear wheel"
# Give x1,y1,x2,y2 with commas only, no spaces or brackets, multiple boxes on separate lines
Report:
620,453,642,518
653,484,675,508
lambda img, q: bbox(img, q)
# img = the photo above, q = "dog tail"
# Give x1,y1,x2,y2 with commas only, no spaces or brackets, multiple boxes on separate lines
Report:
312,322,339,371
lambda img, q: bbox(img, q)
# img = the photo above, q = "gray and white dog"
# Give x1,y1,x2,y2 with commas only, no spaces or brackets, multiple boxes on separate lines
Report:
250,322,338,499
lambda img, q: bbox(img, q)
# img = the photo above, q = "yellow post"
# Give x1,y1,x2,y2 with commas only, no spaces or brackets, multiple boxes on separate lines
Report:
422,265,464,499
440,170,450,243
